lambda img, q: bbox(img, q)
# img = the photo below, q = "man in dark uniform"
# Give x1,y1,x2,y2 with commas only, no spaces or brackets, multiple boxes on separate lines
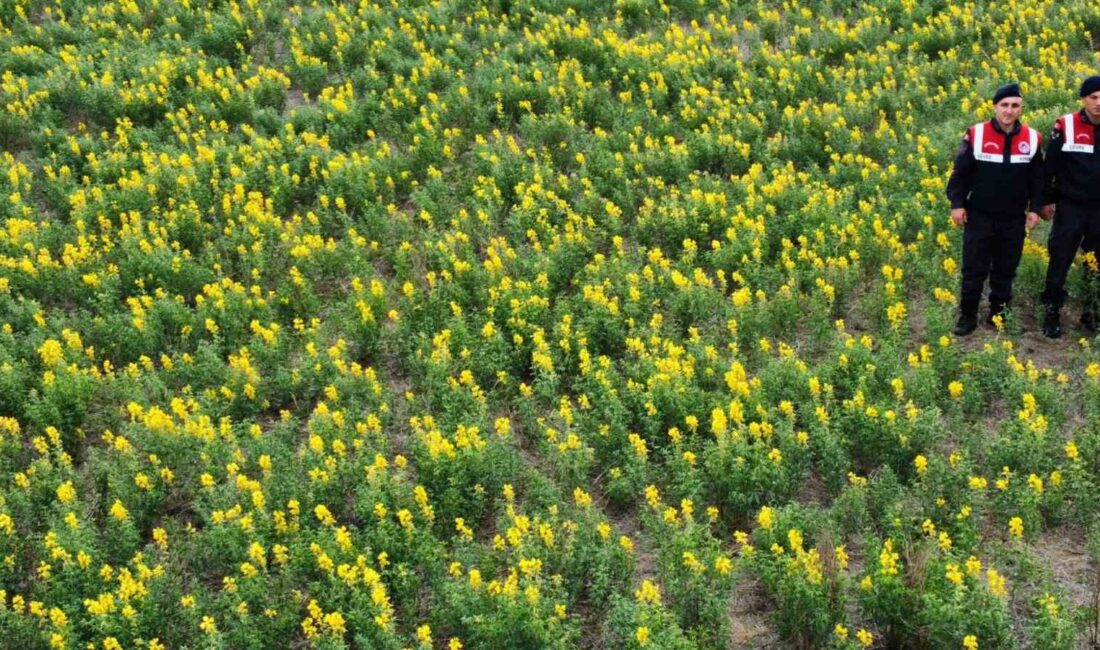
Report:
1039,75,1100,338
946,83,1043,336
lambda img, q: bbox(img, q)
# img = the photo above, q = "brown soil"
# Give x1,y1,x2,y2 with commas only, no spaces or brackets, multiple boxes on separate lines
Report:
727,577,782,649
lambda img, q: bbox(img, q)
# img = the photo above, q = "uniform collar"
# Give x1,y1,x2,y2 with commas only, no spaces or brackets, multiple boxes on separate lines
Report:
1078,108,1100,126
990,119,1021,135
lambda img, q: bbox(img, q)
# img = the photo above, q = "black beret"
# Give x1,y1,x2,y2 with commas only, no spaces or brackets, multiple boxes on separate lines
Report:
992,83,1022,104
1080,75,1100,97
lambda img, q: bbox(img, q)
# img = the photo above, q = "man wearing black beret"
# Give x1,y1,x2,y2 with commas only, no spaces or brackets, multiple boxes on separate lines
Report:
946,82,1043,335
1039,75,1100,338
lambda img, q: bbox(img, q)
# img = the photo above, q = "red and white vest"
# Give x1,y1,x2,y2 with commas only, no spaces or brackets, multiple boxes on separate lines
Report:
1058,112,1095,154
970,121,1040,164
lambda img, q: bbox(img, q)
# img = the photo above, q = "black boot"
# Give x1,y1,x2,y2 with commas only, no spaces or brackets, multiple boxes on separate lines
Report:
953,302,978,336
986,302,1007,328
1043,307,1062,339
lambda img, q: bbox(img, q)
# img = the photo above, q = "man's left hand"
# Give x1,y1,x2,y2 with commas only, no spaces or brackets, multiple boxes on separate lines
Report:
1026,212,1040,230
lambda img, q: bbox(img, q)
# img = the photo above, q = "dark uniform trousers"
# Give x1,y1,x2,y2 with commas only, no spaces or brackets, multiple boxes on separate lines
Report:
1040,202,1100,310
961,210,1026,310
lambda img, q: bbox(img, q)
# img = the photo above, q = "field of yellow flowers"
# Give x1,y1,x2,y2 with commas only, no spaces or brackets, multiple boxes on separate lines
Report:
4,0,1100,647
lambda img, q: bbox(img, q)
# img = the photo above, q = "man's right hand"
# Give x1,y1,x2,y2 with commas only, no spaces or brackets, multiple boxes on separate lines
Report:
1041,204,1056,221
951,208,967,226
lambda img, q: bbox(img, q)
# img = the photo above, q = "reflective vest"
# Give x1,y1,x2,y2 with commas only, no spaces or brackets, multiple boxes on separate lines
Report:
970,121,1040,164
1047,112,1100,207
1058,111,1095,154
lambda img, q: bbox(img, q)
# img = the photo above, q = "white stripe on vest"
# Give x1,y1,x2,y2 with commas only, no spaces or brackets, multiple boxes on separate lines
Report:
1062,113,1094,153
972,123,999,163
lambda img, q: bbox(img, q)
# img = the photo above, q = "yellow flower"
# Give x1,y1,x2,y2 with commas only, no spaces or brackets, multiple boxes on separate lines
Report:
877,539,899,576
886,301,907,328
963,634,978,650
109,500,129,522
635,626,650,646
711,407,728,436
1008,517,1024,538
200,615,217,634
314,505,336,526
856,628,874,647
914,455,928,475
417,624,432,646
948,381,964,399
635,579,661,605
38,339,64,366
644,485,661,509
324,611,346,635
945,563,964,586
757,506,775,531
56,481,75,503
715,556,732,575
835,545,849,569
986,569,1007,598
